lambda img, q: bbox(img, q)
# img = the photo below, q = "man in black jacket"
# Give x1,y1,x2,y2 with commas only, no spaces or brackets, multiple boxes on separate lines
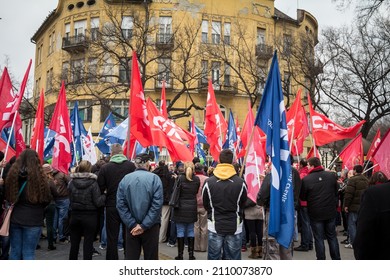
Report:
300,157,341,260
97,143,136,259
202,149,247,260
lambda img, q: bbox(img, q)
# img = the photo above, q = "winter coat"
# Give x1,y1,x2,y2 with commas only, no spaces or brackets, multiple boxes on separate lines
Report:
97,155,136,207
52,170,70,200
68,173,105,211
203,163,247,235
172,174,200,223
116,168,163,230
343,173,369,212
300,166,339,221
152,165,174,205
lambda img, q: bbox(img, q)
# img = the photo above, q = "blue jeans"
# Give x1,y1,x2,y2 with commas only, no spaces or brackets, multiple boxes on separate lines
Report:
53,198,70,240
100,209,123,248
347,212,358,244
208,231,241,260
298,207,313,249
176,222,194,238
310,218,341,260
9,224,41,260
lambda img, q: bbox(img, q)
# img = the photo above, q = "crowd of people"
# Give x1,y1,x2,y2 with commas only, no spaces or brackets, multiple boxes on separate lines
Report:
0,146,389,260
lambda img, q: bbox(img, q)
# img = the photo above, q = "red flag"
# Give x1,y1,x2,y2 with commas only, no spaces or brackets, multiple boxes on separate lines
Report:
30,89,45,162
291,105,310,156
307,146,321,159
146,98,193,162
0,67,15,131
366,129,381,160
237,101,265,159
129,52,153,149
372,128,390,178
160,80,168,119
49,82,72,174
286,89,304,141
14,112,26,157
0,61,32,131
0,138,16,162
244,124,266,203
204,80,228,161
338,133,363,170
308,94,365,146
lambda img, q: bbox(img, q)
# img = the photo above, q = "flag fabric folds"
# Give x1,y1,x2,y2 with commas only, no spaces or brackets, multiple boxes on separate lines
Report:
129,52,153,149
82,127,97,165
254,51,294,249
146,98,193,162
308,94,365,146
204,80,227,161
222,109,238,152
338,133,363,170
70,101,88,165
30,89,45,162
49,82,73,174
366,129,381,160
372,128,390,178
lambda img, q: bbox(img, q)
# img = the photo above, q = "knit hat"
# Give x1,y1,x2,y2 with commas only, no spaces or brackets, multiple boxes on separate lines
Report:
42,164,53,174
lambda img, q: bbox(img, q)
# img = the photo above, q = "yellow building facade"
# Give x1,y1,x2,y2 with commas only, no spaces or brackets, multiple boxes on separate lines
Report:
31,0,318,149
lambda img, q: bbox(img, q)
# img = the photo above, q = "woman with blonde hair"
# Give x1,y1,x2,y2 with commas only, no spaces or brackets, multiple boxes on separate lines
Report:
68,160,105,259
5,149,52,260
171,161,200,260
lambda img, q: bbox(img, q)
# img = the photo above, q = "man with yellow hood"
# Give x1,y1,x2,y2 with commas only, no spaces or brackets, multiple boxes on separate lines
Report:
202,149,248,260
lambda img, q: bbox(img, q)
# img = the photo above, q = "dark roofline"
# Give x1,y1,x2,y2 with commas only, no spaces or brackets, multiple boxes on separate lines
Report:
31,9,57,44
273,7,298,24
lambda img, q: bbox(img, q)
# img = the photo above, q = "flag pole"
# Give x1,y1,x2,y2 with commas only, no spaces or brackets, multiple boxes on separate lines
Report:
327,155,339,170
362,163,378,175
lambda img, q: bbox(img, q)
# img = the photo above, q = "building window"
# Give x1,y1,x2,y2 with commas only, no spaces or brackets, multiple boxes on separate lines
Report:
46,68,53,91
37,44,43,65
257,28,266,45
65,23,70,39
48,32,55,55
74,19,87,36
119,57,131,84
68,100,92,122
71,59,85,84
121,16,133,40
283,72,291,95
111,99,128,122
211,61,221,86
201,20,208,43
159,17,172,32
201,60,208,85
87,58,98,83
211,21,221,44
35,78,41,96
90,17,100,41
223,22,231,45
157,58,171,87
283,34,292,56
62,62,70,84
224,63,231,87
101,55,114,83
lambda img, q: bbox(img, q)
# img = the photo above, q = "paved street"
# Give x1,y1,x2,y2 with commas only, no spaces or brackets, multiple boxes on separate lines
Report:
34,226,354,260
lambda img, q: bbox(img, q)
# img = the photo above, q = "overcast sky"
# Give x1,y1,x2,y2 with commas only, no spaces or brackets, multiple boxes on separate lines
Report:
0,0,355,85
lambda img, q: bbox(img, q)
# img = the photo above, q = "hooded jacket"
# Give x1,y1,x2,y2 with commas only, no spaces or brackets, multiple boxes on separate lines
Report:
202,163,247,235
68,173,105,211
97,154,136,207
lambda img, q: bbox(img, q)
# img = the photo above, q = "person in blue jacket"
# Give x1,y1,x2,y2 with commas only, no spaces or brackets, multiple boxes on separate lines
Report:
116,153,163,260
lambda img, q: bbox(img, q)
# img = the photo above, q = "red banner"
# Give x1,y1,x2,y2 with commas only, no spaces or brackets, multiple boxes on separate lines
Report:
339,133,363,170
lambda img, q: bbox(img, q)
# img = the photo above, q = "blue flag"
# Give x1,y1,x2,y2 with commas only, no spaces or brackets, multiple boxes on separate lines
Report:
222,109,237,151
106,118,128,140
194,124,208,144
70,101,88,165
43,128,56,161
99,112,116,138
254,51,294,249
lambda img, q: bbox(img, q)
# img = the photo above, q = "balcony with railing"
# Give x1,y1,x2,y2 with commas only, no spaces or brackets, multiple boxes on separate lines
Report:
255,43,273,60
156,33,174,49
155,77,173,89
62,35,88,53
